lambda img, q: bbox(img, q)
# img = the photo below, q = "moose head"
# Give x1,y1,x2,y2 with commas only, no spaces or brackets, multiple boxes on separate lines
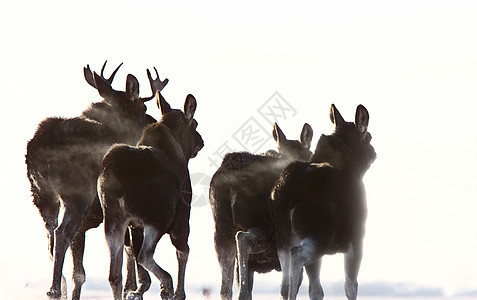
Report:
311,104,376,175
139,91,204,161
273,122,313,162
82,61,169,145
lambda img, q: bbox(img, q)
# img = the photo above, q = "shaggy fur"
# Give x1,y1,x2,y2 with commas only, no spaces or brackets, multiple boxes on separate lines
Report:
270,104,376,300
210,123,313,300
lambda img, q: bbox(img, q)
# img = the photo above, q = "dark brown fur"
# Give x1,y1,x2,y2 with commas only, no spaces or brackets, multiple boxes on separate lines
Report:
98,92,203,300
209,123,313,300
25,62,167,300
271,104,376,300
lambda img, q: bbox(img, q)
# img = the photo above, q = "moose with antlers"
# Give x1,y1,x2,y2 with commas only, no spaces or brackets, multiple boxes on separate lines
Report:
26,61,168,300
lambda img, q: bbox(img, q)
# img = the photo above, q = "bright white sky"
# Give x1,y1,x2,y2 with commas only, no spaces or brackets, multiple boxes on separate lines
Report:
1,0,477,298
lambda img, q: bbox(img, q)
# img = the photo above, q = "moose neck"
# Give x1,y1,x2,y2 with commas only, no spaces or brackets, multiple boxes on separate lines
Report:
82,101,117,125
310,134,360,176
138,122,189,167
82,100,144,145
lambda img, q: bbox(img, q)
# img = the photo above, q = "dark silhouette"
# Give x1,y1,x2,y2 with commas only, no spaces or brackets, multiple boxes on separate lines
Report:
25,61,167,299
270,104,376,300
98,91,203,300
209,123,313,300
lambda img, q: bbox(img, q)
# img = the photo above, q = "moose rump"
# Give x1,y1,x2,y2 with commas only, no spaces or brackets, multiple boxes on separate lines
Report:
99,145,183,227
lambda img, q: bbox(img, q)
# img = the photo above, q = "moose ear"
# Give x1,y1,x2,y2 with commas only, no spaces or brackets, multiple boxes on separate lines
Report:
126,74,140,100
355,104,369,133
299,123,313,149
272,122,287,146
156,91,171,115
184,94,197,120
330,104,345,128
93,72,114,98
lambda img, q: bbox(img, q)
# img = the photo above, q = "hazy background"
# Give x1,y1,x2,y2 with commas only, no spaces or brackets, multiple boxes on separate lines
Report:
1,0,477,298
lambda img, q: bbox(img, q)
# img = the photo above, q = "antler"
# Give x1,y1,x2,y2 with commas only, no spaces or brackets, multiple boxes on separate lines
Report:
140,67,169,102
83,60,123,88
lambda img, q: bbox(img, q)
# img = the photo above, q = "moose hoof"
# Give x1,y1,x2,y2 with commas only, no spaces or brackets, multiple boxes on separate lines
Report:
125,291,142,300
173,291,186,300
160,286,173,300
46,290,62,300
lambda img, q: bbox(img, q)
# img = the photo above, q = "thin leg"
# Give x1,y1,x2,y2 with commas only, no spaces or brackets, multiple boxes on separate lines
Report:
246,269,254,300
135,264,151,297
124,227,152,300
271,204,295,300
124,229,138,297
344,239,363,300
236,231,251,300
174,248,189,300
32,183,67,299
305,259,324,300
215,234,236,300
277,248,290,300
289,239,318,300
137,225,173,299
48,200,88,299
236,229,270,300
169,230,189,300
70,231,86,300
104,217,128,300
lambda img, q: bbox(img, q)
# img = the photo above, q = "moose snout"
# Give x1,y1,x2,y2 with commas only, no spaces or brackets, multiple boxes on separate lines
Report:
367,145,377,169
191,132,204,158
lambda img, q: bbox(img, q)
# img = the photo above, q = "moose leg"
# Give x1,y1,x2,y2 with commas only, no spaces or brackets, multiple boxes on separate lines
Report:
70,231,86,300
48,200,88,299
344,239,363,300
38,200,59,263
124,227,152,300
104,216,128,300
245,268,254,300
288,238,319,300
277,247,290,300
135,264,151,298
277,243,304,300
32,183,68,299
170,234,189,300
137,225,173,300
235,228,269,300
124,229,138,297
45,212,68,299
214,232,236,300
173,247,189,300
134,229,152,298
305,259,324,300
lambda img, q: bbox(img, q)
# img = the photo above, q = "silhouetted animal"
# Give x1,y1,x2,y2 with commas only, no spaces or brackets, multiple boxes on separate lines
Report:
26,61,167,300
84,63,168,300
209,123,313,300
270,104,376,300
98,91,203,300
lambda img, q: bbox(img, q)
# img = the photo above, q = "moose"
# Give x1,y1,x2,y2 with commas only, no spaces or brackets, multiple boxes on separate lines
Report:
270,104,376,300
209,123,313,300
26,61,168,299
98,91,203,300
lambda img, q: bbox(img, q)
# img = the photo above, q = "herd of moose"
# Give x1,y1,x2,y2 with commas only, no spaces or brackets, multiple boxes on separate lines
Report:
25,61,376,300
